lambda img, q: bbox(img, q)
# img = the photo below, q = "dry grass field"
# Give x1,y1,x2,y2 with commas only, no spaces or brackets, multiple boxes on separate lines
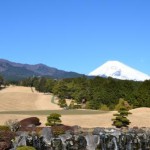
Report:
0,86,150,128
0,86,61,111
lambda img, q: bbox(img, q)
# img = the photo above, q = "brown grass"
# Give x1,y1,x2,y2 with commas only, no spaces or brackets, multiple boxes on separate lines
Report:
0,86,150,128
0,86,61,111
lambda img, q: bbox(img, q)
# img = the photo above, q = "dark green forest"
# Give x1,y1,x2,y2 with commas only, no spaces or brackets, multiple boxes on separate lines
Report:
20,76,150,110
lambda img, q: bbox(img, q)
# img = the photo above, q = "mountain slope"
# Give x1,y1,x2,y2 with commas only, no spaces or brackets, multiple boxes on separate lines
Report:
0,59,83,80
89,61,150,81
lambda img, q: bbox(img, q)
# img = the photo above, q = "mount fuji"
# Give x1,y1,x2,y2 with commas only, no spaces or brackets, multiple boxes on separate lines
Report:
89,61,150,81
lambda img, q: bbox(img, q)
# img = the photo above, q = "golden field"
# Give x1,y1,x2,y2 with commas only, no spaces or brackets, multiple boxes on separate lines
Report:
0,86,150,128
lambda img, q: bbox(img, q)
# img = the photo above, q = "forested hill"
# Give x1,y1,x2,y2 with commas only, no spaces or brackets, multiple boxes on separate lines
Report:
21,76,150,109
0,59,83,80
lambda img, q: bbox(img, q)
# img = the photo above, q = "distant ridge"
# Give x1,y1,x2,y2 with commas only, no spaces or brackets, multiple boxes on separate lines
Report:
0,59,83,80
89,60,150,81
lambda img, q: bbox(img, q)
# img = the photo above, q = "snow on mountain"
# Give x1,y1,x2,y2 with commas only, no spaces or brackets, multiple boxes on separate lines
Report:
89,61,150,81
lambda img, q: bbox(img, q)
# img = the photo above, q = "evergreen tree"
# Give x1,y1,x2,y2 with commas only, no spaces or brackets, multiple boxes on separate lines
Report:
115,98,132,111
0,75,4,88
112,107,131,128
45,113,62,126
20,76,150,109
58,99,68,108
69,100,75,109
52,80,68,99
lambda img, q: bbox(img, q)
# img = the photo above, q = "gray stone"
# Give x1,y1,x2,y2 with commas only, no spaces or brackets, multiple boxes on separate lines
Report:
59,133,72,149
41,127,53,144
85,134,99,150
15,132,28,147
92,127,105,135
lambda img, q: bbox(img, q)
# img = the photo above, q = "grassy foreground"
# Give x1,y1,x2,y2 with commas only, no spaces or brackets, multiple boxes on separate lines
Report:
0,109,108,115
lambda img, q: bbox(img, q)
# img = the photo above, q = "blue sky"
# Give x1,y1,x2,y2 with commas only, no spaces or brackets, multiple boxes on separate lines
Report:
0,0,150,75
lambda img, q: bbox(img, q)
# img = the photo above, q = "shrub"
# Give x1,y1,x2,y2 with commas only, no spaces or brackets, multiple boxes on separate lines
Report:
68,101,82,109
0,131,15,149
45,113,62,126
74,104,82,109
52,125,73,136
85,100,100,110
58,99,68,108
69,100,75,109
16,146,36,150
0,131,15,140
100,104,109,111
5,119,19,132
19,117,41,128
0,125,10,131
0,141,10,150
52,126,65,136
115,98,132,111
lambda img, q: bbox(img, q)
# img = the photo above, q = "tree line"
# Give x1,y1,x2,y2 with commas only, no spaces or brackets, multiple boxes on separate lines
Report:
20,76,150,110
0,75,5,89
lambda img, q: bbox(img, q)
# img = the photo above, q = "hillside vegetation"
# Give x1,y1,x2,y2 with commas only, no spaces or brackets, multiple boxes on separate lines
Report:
0,59,83,80
21,76,150,110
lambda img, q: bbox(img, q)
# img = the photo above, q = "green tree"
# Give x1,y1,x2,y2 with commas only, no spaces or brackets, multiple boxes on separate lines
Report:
134,80,150,107
0,75,4,88
85,100,101,110
100,104,109,111
58,99,68,108
45,79,55,93
52,80,68,99
45,113,62,126
20,75,149,110
37,77,47,92
69,100,75,109
112,107,131,128
115,98,132,111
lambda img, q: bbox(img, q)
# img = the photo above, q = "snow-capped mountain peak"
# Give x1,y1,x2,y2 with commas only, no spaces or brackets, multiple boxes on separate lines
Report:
89,61,150,81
